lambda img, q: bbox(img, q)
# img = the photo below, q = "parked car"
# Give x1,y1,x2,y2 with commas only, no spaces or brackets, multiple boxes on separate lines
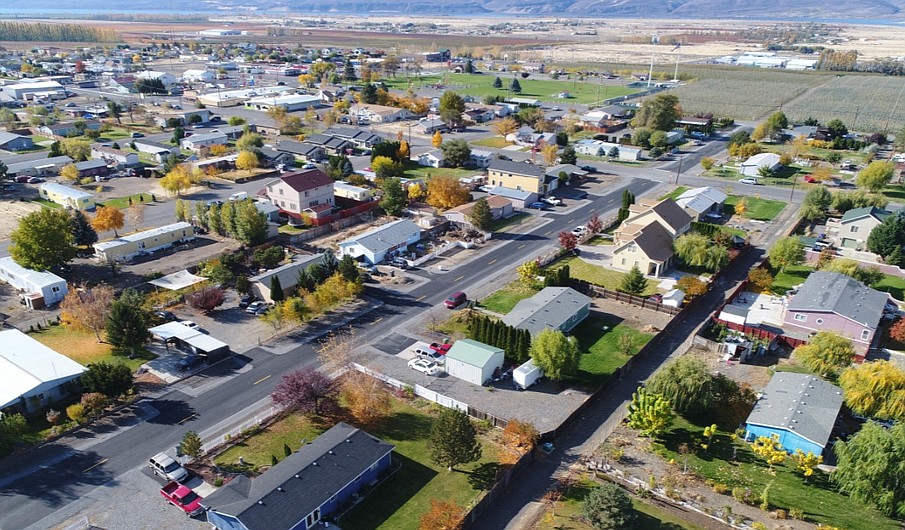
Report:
239,294,255,308
160,481,204,517
177,354,204,371
739,178,759,185
27,177,44,184
571,225,588,236
408,358,441,375
153,310,178,322
429,342,452,355
14,176,30,183
254,303,274,315
542,197,562,206
130,132,144,138
148,453,188,482
528,202,547,210
444,291,467,309
580,164,597,173
390,258,409,270
478,185,495,193
179,320,200,330
705,212,723,220
246,301,266,314
414,348,443,362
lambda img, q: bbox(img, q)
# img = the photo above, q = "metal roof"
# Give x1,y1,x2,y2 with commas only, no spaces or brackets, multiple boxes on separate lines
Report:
40,181,93,200
839,206,890,224
446,339,505,367
745,372,843,449
94,222,193,252
488,158,546,179
0,329,87,410
338,219,420,254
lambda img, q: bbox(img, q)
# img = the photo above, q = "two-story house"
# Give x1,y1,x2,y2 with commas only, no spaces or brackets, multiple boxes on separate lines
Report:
264,169,335,223
826,206,890,251
487,159,555,196
611,198,692,277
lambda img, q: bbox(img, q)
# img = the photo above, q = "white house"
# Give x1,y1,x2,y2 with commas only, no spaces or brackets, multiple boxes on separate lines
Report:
136,70,177,88
333,181,373,202
355,104,411,123
741,152,782,177
91,145,139,167
470,149,494,169
182,69,215,83
93,222,195,263
573,139,641,161
415,149,445,168
39,182,95,211
249,253,324,303
338,219,421,265
181,131,228,152
0,329,87,415
0,256,68,309
675,186,727,220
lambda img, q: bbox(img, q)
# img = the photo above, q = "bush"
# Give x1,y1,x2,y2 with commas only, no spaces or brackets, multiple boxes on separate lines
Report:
66,403,88,424
711,482,730,494
789,508,805,520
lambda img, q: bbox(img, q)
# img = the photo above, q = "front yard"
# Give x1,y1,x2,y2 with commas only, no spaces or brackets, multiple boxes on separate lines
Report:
723,195,785,221
98,192,155,210
403,162,475,180
547,255,661,297
30,325,154,371
478,281,538,314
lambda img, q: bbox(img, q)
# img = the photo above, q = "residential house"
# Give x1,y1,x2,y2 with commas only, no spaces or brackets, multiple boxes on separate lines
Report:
445,339,505,386
0,255,68,309
38,120,101,139
487,159,554,195
826,206,889,250
418,117,447,134
73,159,110,178
249,253,324,303
322,127,384,149
501,287,591,337
665,130,685,145
507,127,555,149
182,69,215,83
4,155,73,177
304,133,353,156
263,169,335,221
444,195,513,229
464,106,494,123
574,139,641,161
740,152,782,177
148,321,230,363
0,132,34,151
509,97,542,107
579,105,627,127
487,186,537,209
253,200,281,222
93,222,195,263
91,145,139,167
133,139,179,162
153,109,212,128
338,219,421,265
258,147,295,169
39,182,95,211
745,372,843,455
355,104,411,123
611,198,692,277
0,329,86,416
545,164,587,184
676,116,713,135
415,149,445,168
204,423,393,530
675,186,727,221
136,70,177,88
274,139,326,162
333,181,373,202
181,131,227,152
783,271,889,357
470,149,494,169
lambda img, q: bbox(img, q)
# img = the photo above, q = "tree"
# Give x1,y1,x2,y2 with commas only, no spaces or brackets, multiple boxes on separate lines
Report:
509,78,522,94
801,186,833,221
380,177,407,216
81,361,133,397
632,93,681,131
343,371,392,426
343,58,357,82
499,419,539,465
91,205,124,237
492,116,518,139
529,328,580,381
337,254,360,283
439,91,466,126
160,165,193,196
517,260,542,287
833,422,905,518
821,258,883,285
0,413,27,452
867,212,905,261
408,182,426,203
587,214,603,234
419,499,465,530
429,407,482,471
125,202,146,233
81,392,109,419
748,268,774,291
105,299,149,357
793,331,855,376
271,367,338,416
559,144,577,165
427,175,470,210
676,275,707,297
674,233,709,267
558,231,578,252
60,163,79,181
839,360,905,421
228,116,246,126
768,237,804,271
69,210,98,247
186,286,226,313
541,143,558,165
61,284,115,342
752,434,787,469
619,265,648,295
701,157,715,171
583,482,637,530
439,139,472,168
432,130,443,148
469,197,493,231
180,431,203,461
236,150,260,170
627,386,674,437
826,118,848,139
60,138,91,161
493,76,502,89
856,161,895,193
234,200,269,245
10,208,77,271
792,449,823,478
106,101,123,125
267,276,284,303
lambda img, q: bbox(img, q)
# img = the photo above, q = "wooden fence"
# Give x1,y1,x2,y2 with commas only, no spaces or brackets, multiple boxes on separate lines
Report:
281,209,377,244
462,449,533,528
570,280,682,316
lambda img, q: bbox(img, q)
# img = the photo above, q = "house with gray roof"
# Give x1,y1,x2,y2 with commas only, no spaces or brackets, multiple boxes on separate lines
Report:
323,127,384,148
827,206,891,250
204,422,394,530
487,159,554,195
338,219,421,265
0,132,33,151
783,271,889,358
487,186,538,209
274,139,326,162
502,287,591,338
5,155,72,177
745,372,843,455
304,133,353,155
249,253,324,303
675,186,727,221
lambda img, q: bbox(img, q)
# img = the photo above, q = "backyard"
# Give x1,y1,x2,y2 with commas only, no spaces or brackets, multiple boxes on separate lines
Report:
571,316,652,387
723,195,785,222
403,162,475,180
548,255,661,297
30,325,154,371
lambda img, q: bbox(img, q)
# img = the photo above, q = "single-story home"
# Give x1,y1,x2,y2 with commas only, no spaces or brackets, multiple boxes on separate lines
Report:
470,149,494,169
333,181,373,202
675,186,727,221
304,133,353,155
502,287,591,337
445,339,506,386
0,255,68,309
182,69,215,83
0,132,34,151
444,195,513,229
573,139,641,161
322,127,384,149
355,103,412,123
415,149,445,168
204,422,394,530
249,253,324,303
5,155,73,177
181,131,228,152
487,186,538,209
133,139,179,162
0,329,87,416
545,164,587,183
274,140,326,162
93,222,195,263
73,159,110,178
38,120,101,139
745,372,843,455
740,152,782,177
91,145,139,167
338,219,421,265
148,321,230,363
39,182,95,211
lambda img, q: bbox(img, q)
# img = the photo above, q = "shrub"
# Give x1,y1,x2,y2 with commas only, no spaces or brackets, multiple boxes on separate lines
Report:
66,403,88,424
711,482,730,494
789,508,805,520
731,486,747,502
773,509,788,520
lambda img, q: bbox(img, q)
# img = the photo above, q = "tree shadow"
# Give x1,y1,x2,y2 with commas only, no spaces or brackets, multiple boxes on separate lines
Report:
338,454,436,529
372,411,433,442
144,399,196,425
462,461,501,490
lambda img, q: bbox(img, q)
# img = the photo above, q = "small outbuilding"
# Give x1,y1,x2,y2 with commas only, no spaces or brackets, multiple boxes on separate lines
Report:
444,339,505,386
149,321,230,363
0,256,68,309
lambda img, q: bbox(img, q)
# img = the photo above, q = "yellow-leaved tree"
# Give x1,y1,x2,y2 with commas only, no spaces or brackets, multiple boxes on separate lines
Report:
91,205,125,237
235,150,260,170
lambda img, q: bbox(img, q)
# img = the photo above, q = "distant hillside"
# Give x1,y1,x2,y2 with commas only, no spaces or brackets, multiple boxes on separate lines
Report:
4,0,905,20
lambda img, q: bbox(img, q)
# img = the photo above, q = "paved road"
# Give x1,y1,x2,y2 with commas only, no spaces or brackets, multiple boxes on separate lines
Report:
0,173,657,530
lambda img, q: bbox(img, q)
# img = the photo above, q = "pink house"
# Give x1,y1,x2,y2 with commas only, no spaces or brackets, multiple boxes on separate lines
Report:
783,271,890,359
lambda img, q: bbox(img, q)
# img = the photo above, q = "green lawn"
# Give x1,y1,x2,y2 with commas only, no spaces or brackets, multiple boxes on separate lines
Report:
471,136,512,148
586,235,613,246
30,325,154,371
548,255,660,297
488,212,530,233
98,193,154,210
478,281,539,314
278,224,307,235
31,198,61,209
403,163,475,180
770,264,814,294
339,400,500,530
872,273,905,301
724,195,785,221
97,127,135,141
214,414,327,472
658,186,689,201
571,316,652,387
652,417,902,530
382,72,640,105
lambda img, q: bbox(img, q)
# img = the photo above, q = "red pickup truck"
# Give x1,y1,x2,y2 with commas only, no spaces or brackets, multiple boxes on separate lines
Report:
160,481,204,517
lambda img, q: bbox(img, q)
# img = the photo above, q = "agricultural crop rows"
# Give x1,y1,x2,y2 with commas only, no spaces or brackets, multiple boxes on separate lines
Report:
782,75,905,132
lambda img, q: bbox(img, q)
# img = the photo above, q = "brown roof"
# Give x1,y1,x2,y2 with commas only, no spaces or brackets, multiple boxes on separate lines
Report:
486,195,512,209
627,198,691,233
625,222,674,262
447,196,512,217
279,169,332,193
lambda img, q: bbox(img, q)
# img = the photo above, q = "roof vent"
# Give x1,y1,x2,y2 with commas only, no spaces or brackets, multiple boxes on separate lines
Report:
295,474,300,479
328,450,334,455
346,439,352,443
312,461,318,466
258,501,265,505
277,487,283,492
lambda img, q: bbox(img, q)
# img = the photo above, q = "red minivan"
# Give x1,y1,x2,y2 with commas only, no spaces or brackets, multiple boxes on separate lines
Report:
444,291,466,309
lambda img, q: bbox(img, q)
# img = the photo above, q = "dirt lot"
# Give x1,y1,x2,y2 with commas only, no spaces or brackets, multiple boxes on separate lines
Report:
589,296,674,334
0,200,42,241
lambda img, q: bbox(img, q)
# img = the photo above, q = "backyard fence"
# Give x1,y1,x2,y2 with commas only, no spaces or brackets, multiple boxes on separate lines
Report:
462,448,533,528
281,209,377,243
570,280,682,316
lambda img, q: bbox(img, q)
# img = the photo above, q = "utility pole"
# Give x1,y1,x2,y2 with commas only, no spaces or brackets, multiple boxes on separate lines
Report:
789,174,797,202
674,153,683,185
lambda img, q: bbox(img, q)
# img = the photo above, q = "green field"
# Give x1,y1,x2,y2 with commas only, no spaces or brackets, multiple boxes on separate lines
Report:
98,193,154,210
384,72,639,105
572,316,651,386
31,325,154,372
548,255,661,297
478,281,538,314
723,195,785,221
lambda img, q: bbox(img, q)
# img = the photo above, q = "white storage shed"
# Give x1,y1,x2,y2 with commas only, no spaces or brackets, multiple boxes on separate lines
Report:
444,339,505,386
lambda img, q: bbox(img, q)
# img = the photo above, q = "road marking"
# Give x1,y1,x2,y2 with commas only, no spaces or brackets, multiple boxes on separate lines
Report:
415,295,426,302
82,458,107,473
177,413,196,425
454,275,465,282
488,259,497,265
517,244,526,249
253,375,271,386
544,230,552,236
568,219,574,223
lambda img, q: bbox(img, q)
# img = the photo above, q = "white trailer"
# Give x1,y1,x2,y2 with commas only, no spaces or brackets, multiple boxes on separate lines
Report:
513,359,543,390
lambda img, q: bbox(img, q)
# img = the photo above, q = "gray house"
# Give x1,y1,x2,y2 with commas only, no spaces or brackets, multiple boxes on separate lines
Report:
338,219,421,265
249,253,324,303
502,287,591,337
0,132,34,151
828,206,890,250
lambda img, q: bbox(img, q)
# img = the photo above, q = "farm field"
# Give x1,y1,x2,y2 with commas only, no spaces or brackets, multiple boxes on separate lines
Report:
781,74,905,132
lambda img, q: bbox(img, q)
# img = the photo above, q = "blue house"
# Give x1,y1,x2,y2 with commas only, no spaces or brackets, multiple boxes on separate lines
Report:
744,372,843,455
203,423,394,530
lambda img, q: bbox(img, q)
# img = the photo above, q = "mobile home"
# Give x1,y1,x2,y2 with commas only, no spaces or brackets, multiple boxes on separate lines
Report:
93,222,195,263
39,182,95,211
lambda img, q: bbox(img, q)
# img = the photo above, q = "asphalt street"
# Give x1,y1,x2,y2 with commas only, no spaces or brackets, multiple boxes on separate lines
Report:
0,175,658,530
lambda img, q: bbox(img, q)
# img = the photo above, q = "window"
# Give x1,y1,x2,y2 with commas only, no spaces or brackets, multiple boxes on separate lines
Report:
51,286,60,293
794,313,807,322
815,318,823,325
861,329,870,340
278,188,284,196
621,258,626,265
850,226,859,233
305,191,310,198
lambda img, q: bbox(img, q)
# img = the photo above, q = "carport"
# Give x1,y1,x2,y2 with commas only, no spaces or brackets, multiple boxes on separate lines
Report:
149,322,230,363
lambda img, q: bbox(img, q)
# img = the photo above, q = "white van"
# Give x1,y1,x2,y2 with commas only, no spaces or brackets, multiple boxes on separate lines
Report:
229,191,248,202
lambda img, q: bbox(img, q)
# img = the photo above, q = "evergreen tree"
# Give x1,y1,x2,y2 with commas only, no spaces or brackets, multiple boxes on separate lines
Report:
337,254,360,283
69,209,98,247
270,275,284,302
296,267,313,292
469,197,493,231
105,300,149,357
429,408,482,471
620,265,648,295
49,141,62,157
493,76,502,89
343,59,357,82
509,78,522,94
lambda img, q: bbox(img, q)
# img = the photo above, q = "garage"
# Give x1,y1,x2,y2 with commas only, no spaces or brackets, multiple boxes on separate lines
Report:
149,322,231,363
444,339,505,386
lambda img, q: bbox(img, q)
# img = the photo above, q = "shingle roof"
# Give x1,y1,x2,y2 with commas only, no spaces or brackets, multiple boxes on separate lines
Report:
488,159,546,179
0,131,27,147
446,339,504,367
202,423,393,530
339,219,420,254
275,140,323,156
249,253,324,287
501,287,591,337
277,169,333,193
545,164,587,178
745,372,843,449
488,186,534,201
646,199,692,233
621,221,675,262
840,206,890,224
787,271,888,326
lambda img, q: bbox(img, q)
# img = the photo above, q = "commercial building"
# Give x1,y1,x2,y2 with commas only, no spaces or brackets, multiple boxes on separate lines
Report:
245,93,321,112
